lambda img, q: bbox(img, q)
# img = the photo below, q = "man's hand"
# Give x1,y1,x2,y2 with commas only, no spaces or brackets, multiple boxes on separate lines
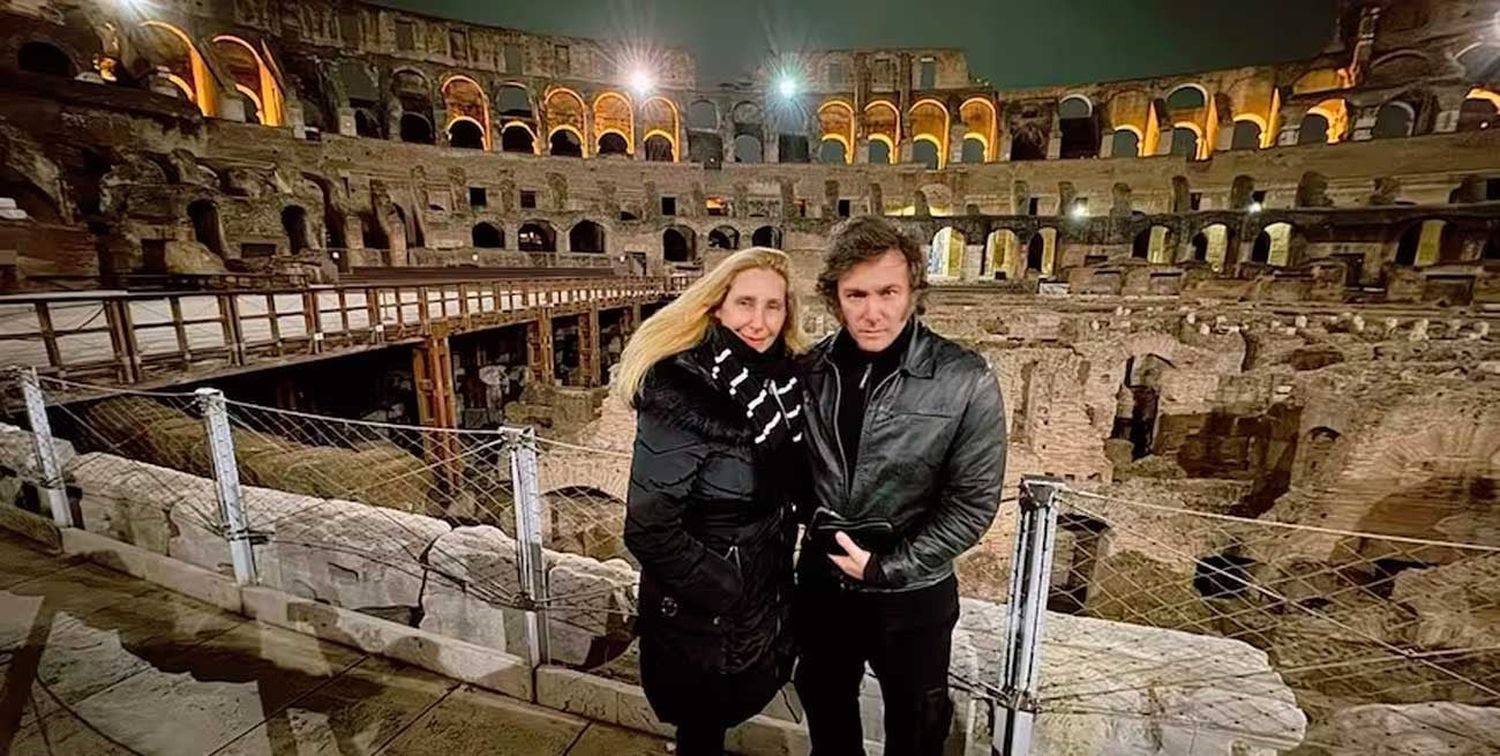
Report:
828,531,870,581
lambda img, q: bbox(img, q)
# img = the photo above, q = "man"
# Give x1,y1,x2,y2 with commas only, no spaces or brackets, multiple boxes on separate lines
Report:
796,216,1006,755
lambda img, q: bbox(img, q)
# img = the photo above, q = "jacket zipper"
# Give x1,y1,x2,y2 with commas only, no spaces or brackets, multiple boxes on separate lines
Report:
831,358,902,506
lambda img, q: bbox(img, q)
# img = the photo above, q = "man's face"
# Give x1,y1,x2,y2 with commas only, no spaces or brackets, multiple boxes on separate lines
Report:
836,248,914,352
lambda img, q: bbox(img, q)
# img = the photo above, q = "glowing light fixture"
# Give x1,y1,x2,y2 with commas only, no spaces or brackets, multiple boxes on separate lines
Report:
777,76,799,99
629,69,654,97
1069,204,1088,220
1248,201,1264,214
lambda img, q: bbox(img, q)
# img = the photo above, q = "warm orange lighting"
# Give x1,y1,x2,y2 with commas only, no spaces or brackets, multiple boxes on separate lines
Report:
909,98,950,169
442,74,493,150
141,21,215,116
211,34,284,125
959,96,998,161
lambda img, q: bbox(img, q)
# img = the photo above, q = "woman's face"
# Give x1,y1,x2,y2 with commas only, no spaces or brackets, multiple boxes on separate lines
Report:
714,268,788,353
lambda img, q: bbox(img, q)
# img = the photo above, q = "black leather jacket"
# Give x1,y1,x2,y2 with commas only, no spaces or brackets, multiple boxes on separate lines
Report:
624,343,800,674
799,320,1006,593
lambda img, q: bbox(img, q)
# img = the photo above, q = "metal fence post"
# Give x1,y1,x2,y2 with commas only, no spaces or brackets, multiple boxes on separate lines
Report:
17,368,73,527
510,426,551,668
996,475,1064,756
196,387,257,585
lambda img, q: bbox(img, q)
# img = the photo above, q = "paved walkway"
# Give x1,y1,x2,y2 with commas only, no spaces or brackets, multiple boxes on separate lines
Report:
0,533,671,755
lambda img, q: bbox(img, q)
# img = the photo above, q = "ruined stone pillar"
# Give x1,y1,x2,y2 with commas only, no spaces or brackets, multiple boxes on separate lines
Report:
1097,133,1114,159
1433,87,1470,133
579,308,601,388
1350,105,1378,142
1046,111,1063,160
527,312,556,386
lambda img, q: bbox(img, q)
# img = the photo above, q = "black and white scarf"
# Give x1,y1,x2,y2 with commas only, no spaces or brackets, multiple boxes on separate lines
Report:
702,325,805,451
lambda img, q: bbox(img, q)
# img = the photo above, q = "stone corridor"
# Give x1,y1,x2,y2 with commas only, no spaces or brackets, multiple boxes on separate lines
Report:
0,532,670,755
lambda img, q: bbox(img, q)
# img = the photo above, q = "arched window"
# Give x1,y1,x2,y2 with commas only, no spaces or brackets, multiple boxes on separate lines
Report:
550,129,583,157
960,137,986,164
501,124,535,153
644,134,674,162
1371,102,1415,139
499,85,532,118
708,226,739,250
819,138,847,164
448,119,484,149
1298,114,1330,145
1191,232,1209,260
1132,228,1152,259
868,138,892,164
913,139,940,170
354,109,381,138
17,41,72,77
1058,96,1099,159
663,227,696,262
1170,126,1199,159
472,222,504,248
1111,129,1140,158
751,226,782,248
597,132,629,156
518,222,556,252
688,100,718,131
1165,85,1207,112
569,221,605,253
400,113,434,144
1395,223,1422,266
1252,223,1294,266
1231,120,1263,150
1025,233,1045,273
734,134,763,163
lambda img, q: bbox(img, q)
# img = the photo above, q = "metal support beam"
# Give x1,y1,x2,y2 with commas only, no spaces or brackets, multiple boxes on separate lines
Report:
996,475,1064,756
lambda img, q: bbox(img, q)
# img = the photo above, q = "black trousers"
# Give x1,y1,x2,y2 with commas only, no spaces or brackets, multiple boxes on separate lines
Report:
793,575,960,756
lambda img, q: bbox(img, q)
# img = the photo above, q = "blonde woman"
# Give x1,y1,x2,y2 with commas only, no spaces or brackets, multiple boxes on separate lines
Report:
618,247,811,755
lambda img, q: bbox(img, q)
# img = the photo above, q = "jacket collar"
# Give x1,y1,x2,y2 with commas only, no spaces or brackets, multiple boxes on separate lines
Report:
813,317,936,379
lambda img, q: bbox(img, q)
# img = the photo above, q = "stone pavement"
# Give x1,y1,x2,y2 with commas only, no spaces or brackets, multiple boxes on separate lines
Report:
0,532,672,755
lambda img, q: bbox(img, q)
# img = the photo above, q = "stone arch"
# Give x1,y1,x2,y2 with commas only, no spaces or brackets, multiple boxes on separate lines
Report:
1299,98,1349,145
498,83,533,118
912,138,941,170
400,113,434,144
663,225,697,263
442,75,491,149
138,21,215,116
472,221,504,248
1458,88,1500,133
751,225,782,248
501,123,536,153
731,101,762,136
550,127,584,157
593,91,634,156
1110,126,1142,158
1164,83,1208,112
545,87,588,155
1297,426,1342,484
392,68,435,143
818,100,855,164
446,117,485,149
597,132,629,157
1025,228,1058,276
708,225,739,250
1133,225,1174,263
1395,219,1455,267
733,134,763,163
1230,118,1264,150
928,227,965,278
909,99,949,169
568,220,605,253
1170,123,1202,159
518,220,557,252
1372,100,1416,139
640,96,680,162
1366,51,1434,89
1457,43,1500,84
1191,223,1231,272
17,40,74,77
986,229,1021,280
1252,222,1295,266
820,138,848,164
687,99,718,131
1058,94,1099,158
211,35,285,126
959,96,997,162
864,100,900,164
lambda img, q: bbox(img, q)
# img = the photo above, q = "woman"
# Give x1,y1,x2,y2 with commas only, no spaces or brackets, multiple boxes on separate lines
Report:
617,247,810,754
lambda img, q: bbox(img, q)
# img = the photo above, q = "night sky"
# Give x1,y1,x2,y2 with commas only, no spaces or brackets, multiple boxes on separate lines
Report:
373,0,1340,88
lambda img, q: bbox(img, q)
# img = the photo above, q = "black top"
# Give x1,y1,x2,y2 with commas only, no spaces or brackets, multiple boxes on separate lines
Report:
829,318,916,482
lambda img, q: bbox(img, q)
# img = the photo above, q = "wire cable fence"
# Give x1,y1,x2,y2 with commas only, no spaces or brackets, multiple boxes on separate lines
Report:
1033,484,1500,754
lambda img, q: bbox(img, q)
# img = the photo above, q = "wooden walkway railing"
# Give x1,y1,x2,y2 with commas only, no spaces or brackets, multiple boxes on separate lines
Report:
0,275,688,386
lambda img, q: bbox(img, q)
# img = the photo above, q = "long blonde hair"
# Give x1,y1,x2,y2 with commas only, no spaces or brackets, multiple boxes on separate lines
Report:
614,246,810,405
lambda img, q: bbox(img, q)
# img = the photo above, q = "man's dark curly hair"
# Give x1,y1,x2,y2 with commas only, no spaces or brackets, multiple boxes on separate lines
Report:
816,215,928,317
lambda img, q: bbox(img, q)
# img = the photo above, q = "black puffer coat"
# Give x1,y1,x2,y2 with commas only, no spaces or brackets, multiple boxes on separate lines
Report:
623,337,800,719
